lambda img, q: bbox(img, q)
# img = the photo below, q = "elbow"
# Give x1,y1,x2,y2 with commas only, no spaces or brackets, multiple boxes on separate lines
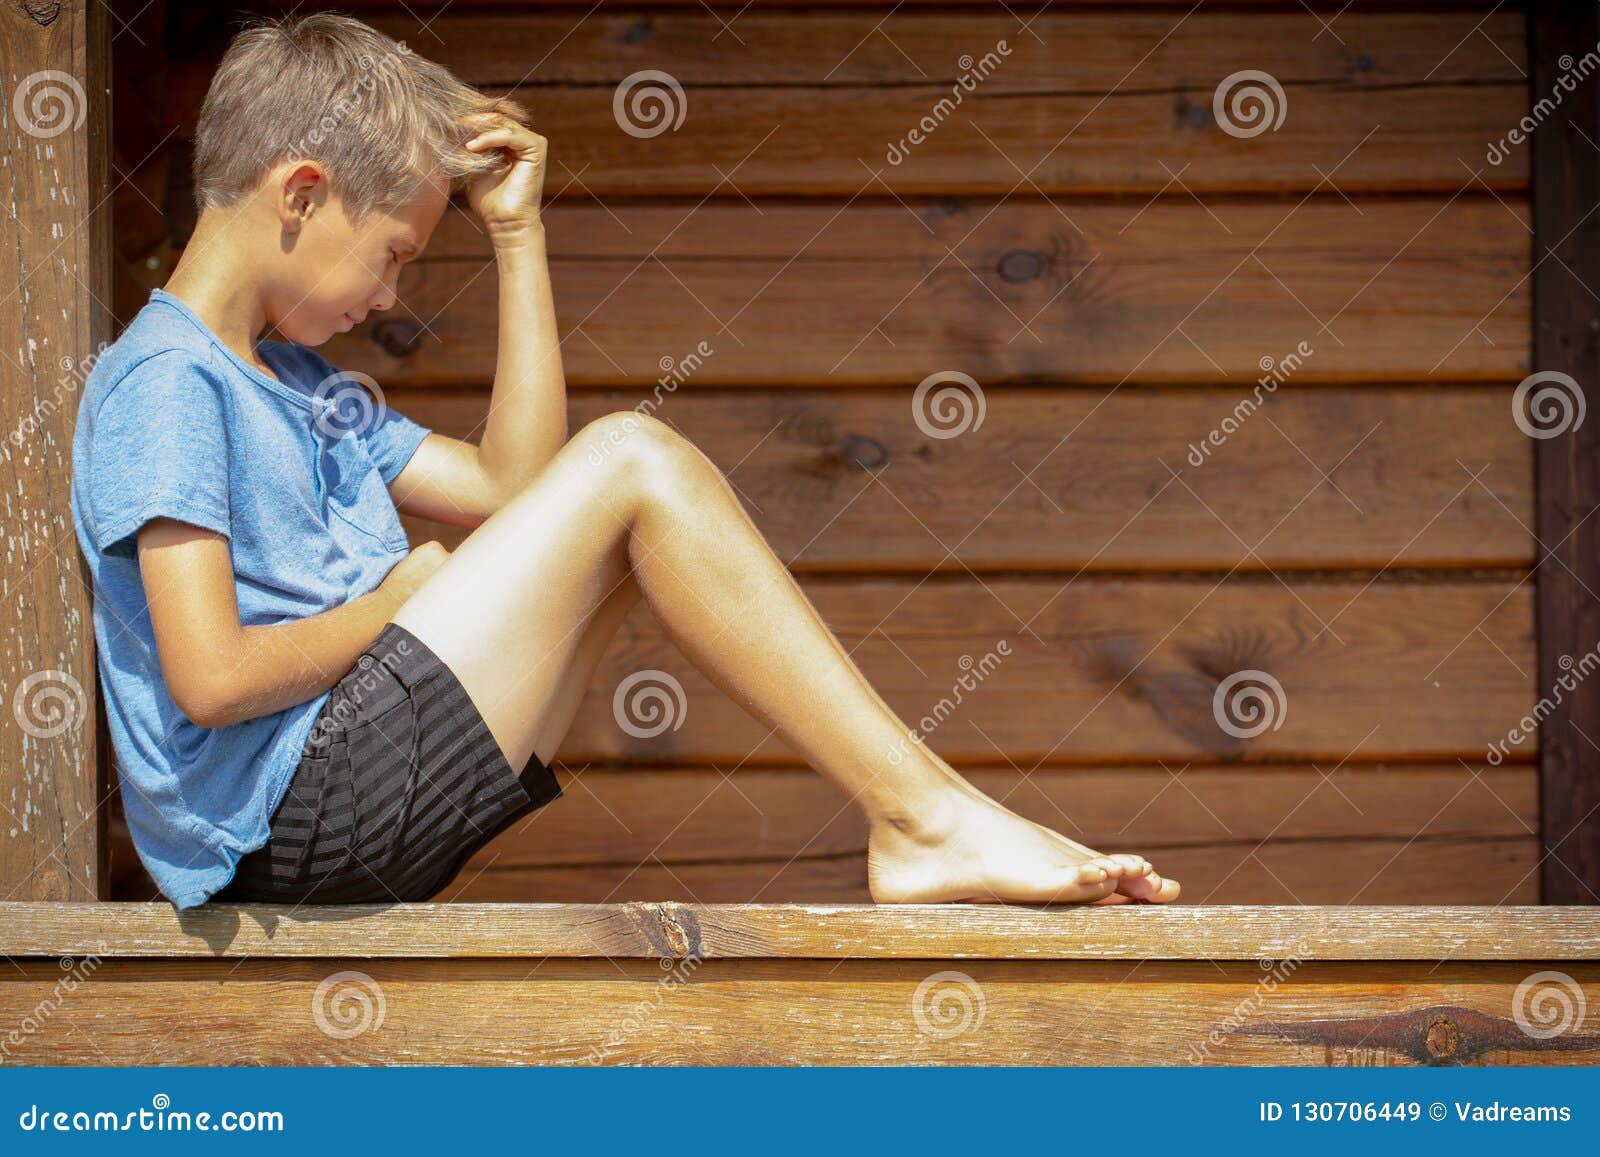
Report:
172,681,238,730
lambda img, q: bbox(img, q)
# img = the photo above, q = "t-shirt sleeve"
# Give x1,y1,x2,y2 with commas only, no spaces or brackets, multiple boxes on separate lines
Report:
86,352,231,560
297,344,431,484
360,395,432,484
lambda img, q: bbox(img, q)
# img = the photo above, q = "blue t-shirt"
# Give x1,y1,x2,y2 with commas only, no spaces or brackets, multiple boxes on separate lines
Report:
69,287,432,909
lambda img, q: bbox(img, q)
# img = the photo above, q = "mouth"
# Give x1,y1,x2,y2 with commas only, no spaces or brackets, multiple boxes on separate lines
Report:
340,312,361,329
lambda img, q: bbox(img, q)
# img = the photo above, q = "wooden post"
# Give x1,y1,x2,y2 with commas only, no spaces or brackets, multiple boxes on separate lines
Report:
1533,2,1600,904
0,0,112,899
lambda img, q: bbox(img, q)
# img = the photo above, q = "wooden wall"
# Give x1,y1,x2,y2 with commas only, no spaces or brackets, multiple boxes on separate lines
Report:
108,1,1537,905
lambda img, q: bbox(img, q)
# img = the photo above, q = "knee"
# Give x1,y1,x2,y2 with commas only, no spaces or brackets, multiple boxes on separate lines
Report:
576,409,706,479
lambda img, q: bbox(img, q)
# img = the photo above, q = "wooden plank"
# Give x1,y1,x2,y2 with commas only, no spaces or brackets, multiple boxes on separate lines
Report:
3,956,1597,1066
2,902,1595,959
374,577,1527,765
317,198,1530,387
168,9,1526,195
107,764,1539,905
396,385,1535,571
434,835,1541,906
1531,4,1600,902
0,0,109,899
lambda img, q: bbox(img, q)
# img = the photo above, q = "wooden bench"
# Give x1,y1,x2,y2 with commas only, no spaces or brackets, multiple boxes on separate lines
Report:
3,902,1598,1065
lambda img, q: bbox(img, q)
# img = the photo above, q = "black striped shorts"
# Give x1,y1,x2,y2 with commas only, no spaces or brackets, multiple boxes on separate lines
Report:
212,621,562,904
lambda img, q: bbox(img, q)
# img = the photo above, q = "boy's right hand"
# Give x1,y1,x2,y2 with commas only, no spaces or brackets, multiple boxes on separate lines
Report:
377,540,451,610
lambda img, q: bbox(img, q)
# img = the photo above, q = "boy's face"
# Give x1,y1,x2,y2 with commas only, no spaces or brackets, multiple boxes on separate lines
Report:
268,163,450,345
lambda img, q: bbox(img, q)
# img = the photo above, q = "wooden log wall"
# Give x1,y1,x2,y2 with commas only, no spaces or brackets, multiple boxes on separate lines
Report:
107,1,1539,905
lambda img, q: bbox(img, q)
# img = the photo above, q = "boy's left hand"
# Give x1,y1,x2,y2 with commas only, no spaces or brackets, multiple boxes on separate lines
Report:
463,114,548,247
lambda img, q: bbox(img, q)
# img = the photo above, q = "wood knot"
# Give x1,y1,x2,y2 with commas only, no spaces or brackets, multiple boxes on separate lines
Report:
370,318,424,358
626,901,703,960
1424,1016,1461,1059
835,433,890,471
997,249,1047,284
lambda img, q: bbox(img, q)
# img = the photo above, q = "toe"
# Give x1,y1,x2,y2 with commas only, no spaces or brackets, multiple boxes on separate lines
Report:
1107,853,1150,876
1076,860,1110,883
1116,871,1181,903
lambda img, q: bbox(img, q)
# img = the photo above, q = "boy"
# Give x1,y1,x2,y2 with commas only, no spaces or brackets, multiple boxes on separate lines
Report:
71,13,1178,909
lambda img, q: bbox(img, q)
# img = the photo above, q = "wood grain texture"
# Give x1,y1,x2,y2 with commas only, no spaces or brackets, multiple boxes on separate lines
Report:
168,9,1527,195
3,957,1597,1066
107,764,1537,905
2,901,1594,959
395,385,1535,571
0,0,108,900
360,577,1528,766
306,198,1530,387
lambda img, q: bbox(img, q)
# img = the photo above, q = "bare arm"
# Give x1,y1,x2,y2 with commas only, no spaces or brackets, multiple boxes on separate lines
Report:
136,518,446,729
464,119,566,498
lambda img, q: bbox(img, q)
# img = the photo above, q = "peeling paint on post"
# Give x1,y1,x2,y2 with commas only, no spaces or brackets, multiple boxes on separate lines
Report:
1,0,110,899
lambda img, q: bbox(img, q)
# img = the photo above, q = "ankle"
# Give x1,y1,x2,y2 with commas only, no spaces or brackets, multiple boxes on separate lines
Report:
868,783,966,846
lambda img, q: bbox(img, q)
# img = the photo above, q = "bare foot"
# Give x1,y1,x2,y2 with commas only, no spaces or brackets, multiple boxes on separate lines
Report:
867,786,1181,905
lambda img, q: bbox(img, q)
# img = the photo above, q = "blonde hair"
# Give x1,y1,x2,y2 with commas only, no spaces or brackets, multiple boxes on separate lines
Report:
193,11,528,224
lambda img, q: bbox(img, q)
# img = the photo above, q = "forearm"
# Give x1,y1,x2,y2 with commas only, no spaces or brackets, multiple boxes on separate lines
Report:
476,226,567,495
200,586,402,728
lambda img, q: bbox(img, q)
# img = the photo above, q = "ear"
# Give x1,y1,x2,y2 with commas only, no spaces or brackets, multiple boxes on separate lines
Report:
276,162,326,234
